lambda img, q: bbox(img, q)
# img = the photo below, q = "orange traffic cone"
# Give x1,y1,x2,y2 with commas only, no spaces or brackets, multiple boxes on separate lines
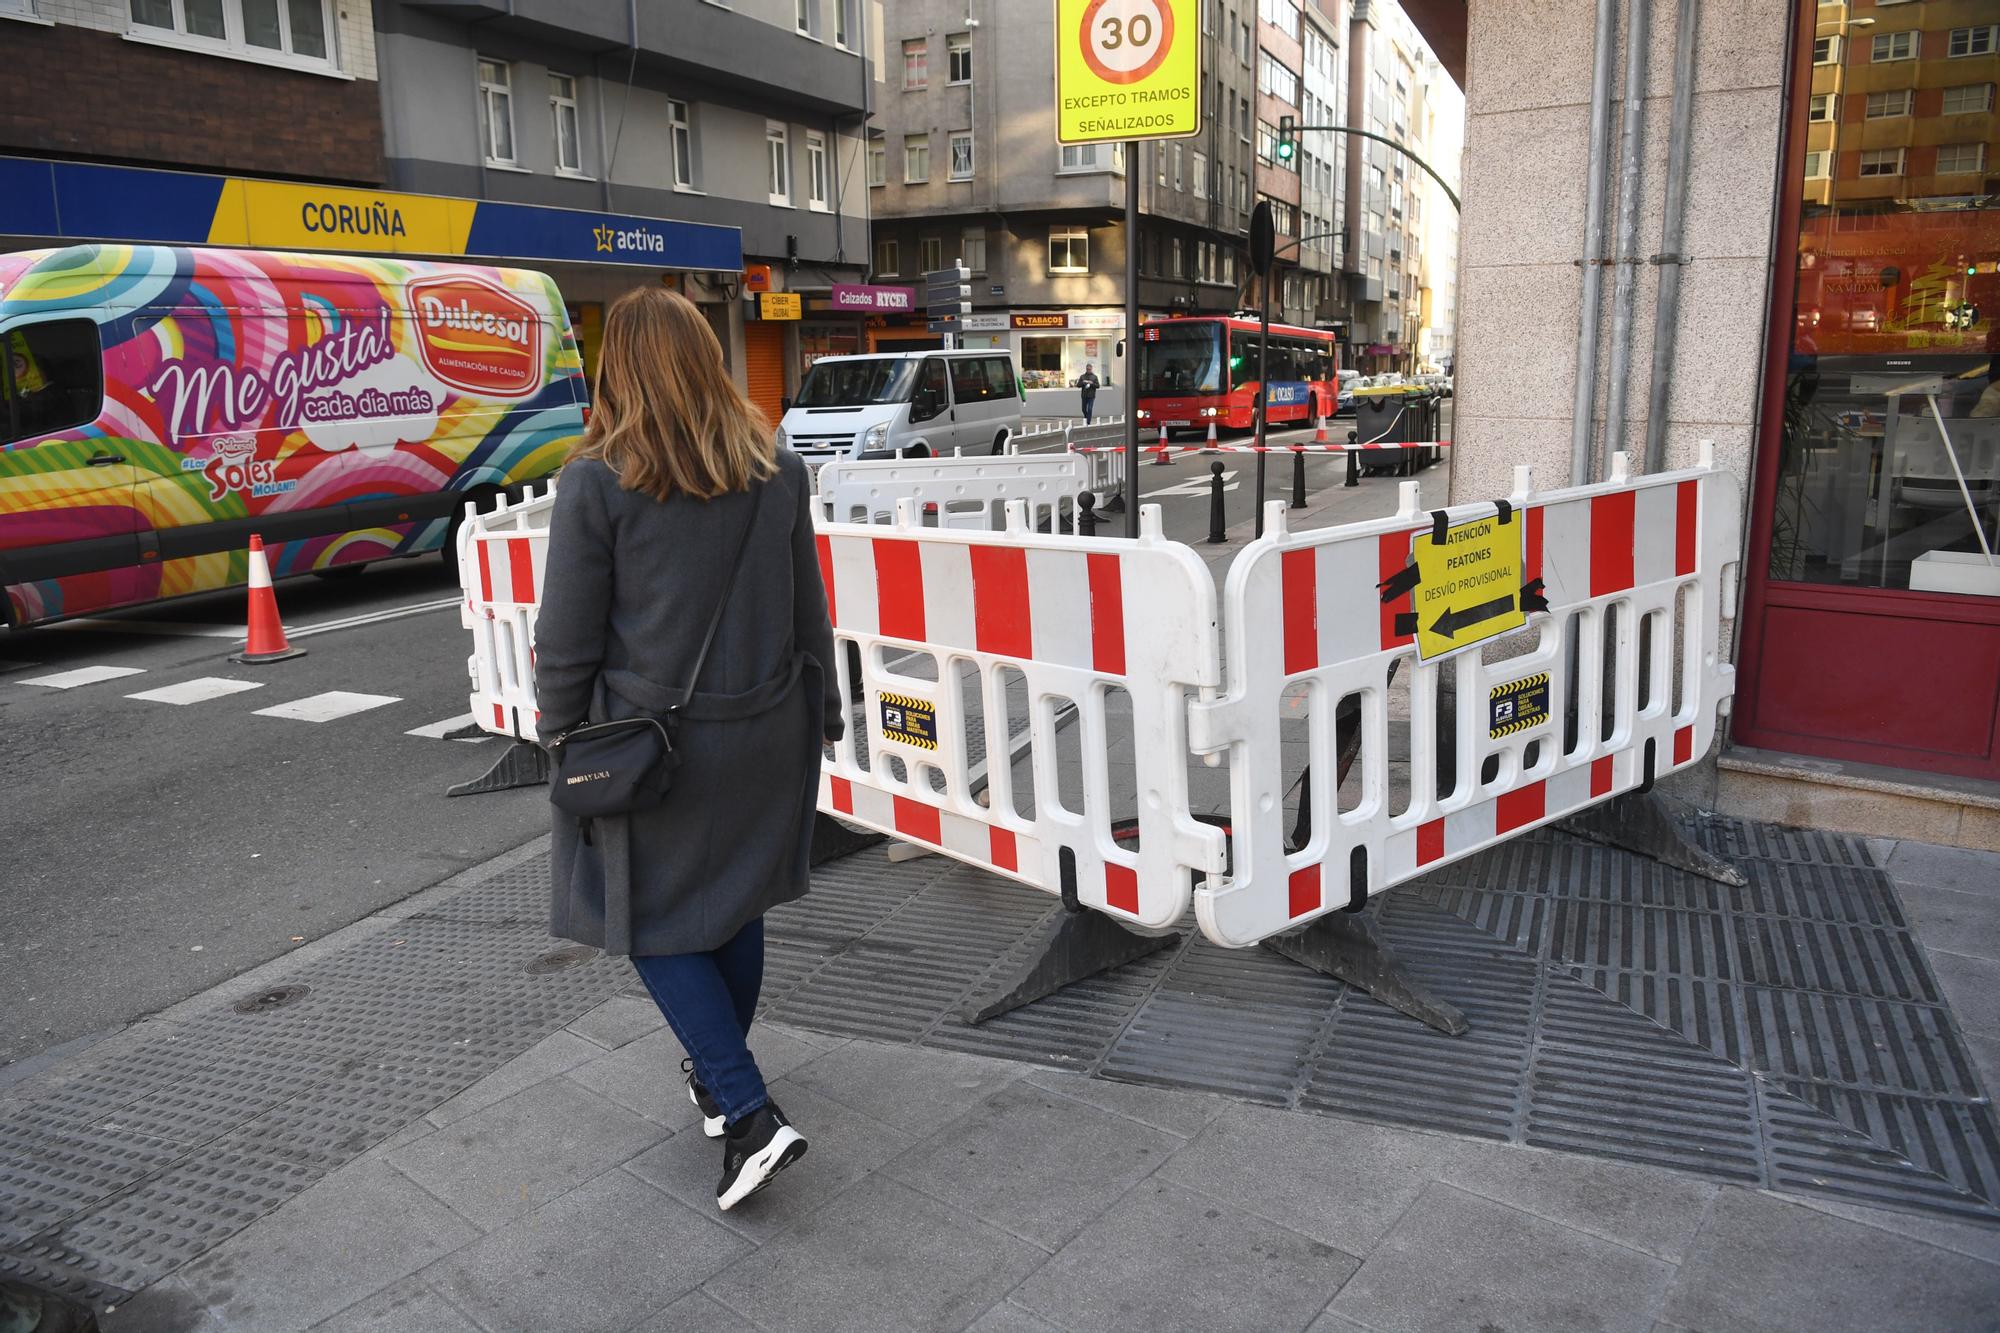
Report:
1202,420,1219,454
1153,424,1174,465
232,534,306,664
1315,415,1331,444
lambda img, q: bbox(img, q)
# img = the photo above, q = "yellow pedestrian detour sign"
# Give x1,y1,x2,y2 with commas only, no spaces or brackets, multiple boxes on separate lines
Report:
1403,514,1530,662
1055,0,1203,145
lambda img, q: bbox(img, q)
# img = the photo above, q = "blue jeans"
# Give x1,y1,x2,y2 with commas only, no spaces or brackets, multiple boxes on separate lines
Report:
630,918,767,1125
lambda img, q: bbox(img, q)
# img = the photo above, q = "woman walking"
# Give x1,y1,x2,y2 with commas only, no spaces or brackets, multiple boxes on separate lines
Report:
534,287,841,1211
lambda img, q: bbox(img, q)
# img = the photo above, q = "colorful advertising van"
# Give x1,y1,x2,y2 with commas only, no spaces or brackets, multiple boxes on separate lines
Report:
0,244,586,627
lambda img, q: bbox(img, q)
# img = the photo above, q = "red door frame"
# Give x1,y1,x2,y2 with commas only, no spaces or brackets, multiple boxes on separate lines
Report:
1730,0,2000,781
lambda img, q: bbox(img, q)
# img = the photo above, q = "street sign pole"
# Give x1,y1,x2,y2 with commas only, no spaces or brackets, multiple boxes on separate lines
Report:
1124,142,1140,539
1249,200,1276,539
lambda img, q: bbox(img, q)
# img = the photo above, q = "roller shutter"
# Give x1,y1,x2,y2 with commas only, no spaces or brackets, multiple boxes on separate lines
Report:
743,322,787,427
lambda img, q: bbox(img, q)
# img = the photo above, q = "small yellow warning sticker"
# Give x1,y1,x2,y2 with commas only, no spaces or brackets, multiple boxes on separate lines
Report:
1408,515,1527,662
878,691,938,751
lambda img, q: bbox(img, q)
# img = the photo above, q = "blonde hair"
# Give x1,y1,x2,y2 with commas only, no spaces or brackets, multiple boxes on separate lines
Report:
572,287,776,500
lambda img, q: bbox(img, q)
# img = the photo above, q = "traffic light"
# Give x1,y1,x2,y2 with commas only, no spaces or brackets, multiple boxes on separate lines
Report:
1276,115,1296,163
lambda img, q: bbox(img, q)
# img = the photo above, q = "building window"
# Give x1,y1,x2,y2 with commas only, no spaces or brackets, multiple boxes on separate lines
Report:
947,31,971,84
1059,142,1122,173
1870,31,1916,62
1172,142,1184,190
920,236,943,272
903,37,927,89
1048,226,1089,275
128,0,334,66
1193,150,1208,199
1259,51,1299,106
867,140,886,186
1947,26,1997,58
1865,89,1912,119
905,133,930,182
949,131,973,181
806,131,829,209
1238,96,1252,141
478,58,516,165
1808,93,1832,122
875,238,899,275
1258,0,1298,43
1157,144,1168,187
962,228,987,273
1936,143,1987,174
1942,83,1995,115
835,0,853,48
549,74,583,175
669,99,695,189
795,0,811,35
766,122,792,204
1812,35,1837,63
1858,147,1904,177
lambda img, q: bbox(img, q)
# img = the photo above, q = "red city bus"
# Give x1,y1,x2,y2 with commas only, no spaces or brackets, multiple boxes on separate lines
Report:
1135,315,1338,435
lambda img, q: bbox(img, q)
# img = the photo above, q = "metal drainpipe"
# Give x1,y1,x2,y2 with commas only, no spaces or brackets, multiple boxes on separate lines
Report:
1602,0,1651,475
1568,0,1620,485
1642,0,1699,474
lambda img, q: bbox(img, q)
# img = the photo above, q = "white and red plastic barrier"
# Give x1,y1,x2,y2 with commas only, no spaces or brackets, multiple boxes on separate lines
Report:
457,487,553,743
817,451,1091,533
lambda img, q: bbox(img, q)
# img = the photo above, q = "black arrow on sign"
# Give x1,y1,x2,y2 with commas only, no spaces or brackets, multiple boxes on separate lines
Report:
1430,593,1516,640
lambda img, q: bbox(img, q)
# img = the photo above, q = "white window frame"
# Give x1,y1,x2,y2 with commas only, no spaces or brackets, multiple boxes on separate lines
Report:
668,99,697,191
1048,226,1089,275
867,139,886,187
1936,142,1987,175
947,31,971,85
875,238,900,276
962,227,987,273
920,236,944,272
1870,30,1917,62
1808,93,1832,122
1942,83,1995,115
795,0,812,37
1058,141,1123,174
1,0,48,19
548,73,586,176
1865,88,1912,119
1193,149,1209,199
1857,147,1904,177
1172,142,1184,190
905,132,930,183
125,0,339,74
766,121,792,205
948,131,974,181
1813,35,1837,64
903,37,928,90
805,131,829,210
478,57,517,167
1948,26,1997,58
834,0,854,49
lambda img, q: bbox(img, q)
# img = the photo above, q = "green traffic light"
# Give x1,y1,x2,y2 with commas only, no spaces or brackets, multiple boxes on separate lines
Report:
1277,141,1295,161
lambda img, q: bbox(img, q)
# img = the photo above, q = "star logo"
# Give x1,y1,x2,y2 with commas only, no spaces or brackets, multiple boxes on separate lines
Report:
593,226,616,253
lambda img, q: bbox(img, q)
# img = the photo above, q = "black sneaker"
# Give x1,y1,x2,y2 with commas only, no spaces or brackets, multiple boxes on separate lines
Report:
682,1058,724,1139
716,1103,807,1212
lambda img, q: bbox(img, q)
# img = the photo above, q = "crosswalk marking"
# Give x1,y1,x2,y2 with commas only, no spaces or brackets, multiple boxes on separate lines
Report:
21,665,147,690
127,677,267,706
405,712,489,742
254,691,402,723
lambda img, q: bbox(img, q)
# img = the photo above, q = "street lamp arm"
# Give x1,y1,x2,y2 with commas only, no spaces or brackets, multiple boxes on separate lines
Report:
1288,123,1461,213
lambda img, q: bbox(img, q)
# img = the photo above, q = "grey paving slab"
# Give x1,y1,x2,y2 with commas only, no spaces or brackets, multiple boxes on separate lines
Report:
1021,1068,1230,1139
1305,1314,1379,1333
1327,1183,1675,1333
1010,1178,1359,1333
1782,1193,2000,1266
964,1302,1065,1332
1156,1102,1476,1251
385,1076,665,1230
100,1276,224,1333
1661,1189,2000,1333
309,1277,484,1332
564,995,667,1051
629,1290,763,1333
1967,1029,2000,1099
562,1028,701,1131
701,1174,1046,1333
1434,1139,1720,1263
169,1159,479,1332
1898,882,2000,964
1886,842,2000,896
884,1081,1181,1250
423,1168,747,1333
1929,948,2000,1038
422,1029,599,1129
781,1039,1025,1137
624,1077,913,1244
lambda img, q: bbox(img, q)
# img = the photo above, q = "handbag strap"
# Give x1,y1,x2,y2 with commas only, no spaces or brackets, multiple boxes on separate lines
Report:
678,479,766,708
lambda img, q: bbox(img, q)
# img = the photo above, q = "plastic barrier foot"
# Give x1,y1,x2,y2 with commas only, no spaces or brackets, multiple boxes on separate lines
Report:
961,906,1180,1025
1558,789,1747,887
810,812,886,866
446,740,549,798
1264,911,1470,1036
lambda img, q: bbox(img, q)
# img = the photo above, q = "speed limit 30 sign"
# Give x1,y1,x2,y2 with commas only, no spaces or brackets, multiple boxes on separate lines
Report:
1055,0,1202,145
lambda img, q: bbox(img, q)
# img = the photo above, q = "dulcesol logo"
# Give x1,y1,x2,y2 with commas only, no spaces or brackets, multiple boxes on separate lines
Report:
407,274,543,399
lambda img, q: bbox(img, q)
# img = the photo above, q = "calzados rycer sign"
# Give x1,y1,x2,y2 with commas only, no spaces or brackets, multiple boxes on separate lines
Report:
1054,0,1202,145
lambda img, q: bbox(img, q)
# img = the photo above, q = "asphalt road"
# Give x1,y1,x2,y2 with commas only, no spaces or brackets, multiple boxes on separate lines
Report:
0,556,549,1072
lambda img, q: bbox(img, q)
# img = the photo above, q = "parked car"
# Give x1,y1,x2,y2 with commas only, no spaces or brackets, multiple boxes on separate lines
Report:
775,350,1023,464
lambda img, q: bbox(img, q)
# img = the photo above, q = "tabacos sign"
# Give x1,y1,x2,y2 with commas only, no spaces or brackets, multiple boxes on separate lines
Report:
409,275,542,398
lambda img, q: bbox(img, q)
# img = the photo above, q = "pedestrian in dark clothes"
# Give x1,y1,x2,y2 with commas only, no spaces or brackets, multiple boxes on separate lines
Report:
534,287,842,1211
1075,363,1101,424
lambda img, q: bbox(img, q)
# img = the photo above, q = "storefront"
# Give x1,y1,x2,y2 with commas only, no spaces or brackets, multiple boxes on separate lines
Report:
953,310,1131,390
1733,6,2000,781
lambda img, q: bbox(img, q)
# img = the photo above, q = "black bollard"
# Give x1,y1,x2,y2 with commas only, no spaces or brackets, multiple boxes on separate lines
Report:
1290,447,1307,509
1207,462,1227,545
1078,490,1098,538
1345,430,1362,488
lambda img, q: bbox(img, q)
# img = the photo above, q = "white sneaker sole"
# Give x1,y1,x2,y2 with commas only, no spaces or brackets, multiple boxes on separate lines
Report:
717,1126,807,1212
689,1083,724,1139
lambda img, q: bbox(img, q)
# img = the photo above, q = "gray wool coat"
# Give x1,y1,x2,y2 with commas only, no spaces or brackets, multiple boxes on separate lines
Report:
533,451,841,957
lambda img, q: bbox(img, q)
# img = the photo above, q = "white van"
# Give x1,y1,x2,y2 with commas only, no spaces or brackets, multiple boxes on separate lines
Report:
777,350,1023,463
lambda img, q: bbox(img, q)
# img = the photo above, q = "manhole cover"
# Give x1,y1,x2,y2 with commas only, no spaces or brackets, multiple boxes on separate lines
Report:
526,944,598,974
232,984,310,1014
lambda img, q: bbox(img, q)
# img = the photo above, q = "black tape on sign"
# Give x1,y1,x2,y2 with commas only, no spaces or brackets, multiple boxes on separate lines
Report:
1520,577,1550,614
1379,562,1422,603
1430,509,1449,546
1394,612,1419,637
1494,499,1514,525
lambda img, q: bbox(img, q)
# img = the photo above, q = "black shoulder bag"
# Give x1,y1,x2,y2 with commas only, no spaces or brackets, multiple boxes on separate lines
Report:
547,483,764,821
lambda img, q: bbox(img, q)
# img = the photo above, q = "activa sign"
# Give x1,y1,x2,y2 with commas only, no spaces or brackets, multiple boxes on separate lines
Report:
409,274,542,398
